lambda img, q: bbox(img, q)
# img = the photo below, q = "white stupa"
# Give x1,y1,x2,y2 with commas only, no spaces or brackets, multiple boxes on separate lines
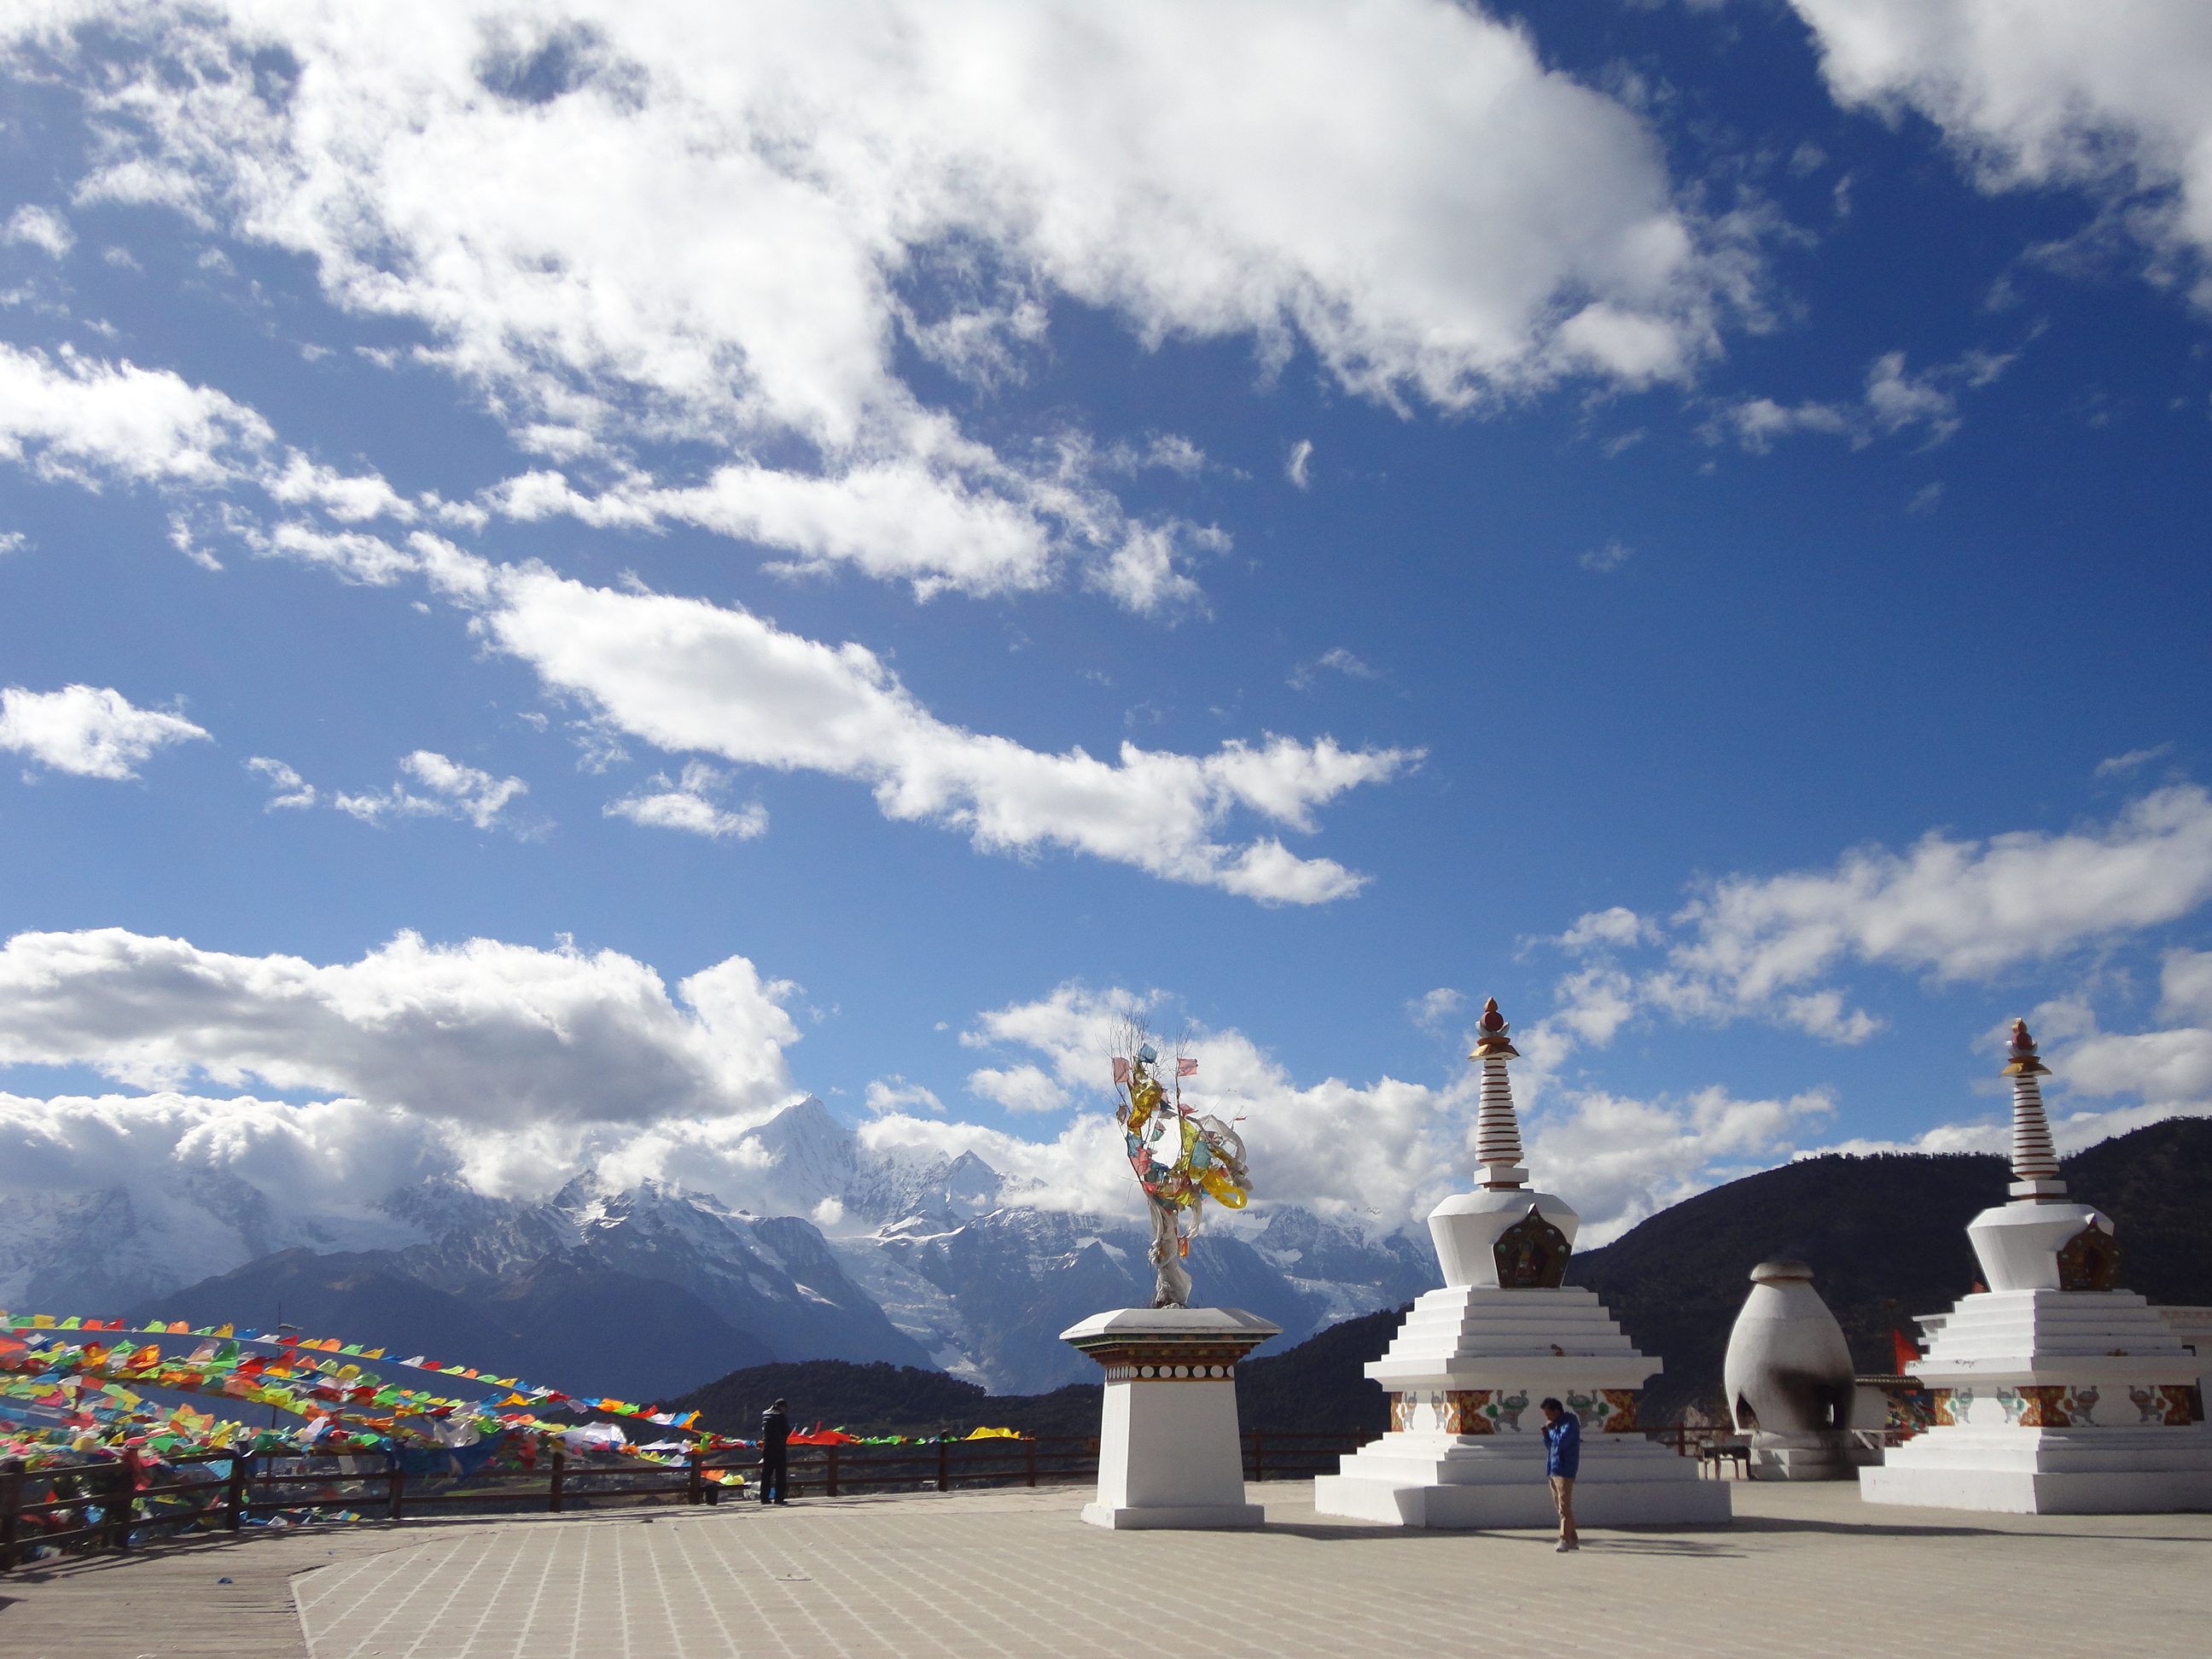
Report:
1723,1260,1862,1480
1860,1020,2212,1513
1313,999,1731,1528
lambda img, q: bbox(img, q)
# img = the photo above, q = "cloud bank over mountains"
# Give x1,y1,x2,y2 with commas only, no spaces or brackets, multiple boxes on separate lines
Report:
0,928,800,1131
15,762,2212,1268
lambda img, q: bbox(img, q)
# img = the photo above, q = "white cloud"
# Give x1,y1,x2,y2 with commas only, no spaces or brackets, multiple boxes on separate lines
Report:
1407,987,1464,1032
0,344,445,573
335,749,530,831
1706,347,2013,453
2011,952,2212,1125
244,754,316,809
463,556,1412,903
1554,905,1656,952
0,684,209,779
864,1075,944,1116
2097,742,2174,778
0,342,272,488
3,204,73,258
1288,646,1378,692
606,761,768,841
0,1091,465,1287
965,1063,1069,1115
0,926,800,1130
1528,1084,1837,1245
261,451,418,525
1285,439,1314,490
17,0,1747,605
1813,963,2212,1159
1792,0,2212,301
1579,538,1633,573
1542,786,2212,1045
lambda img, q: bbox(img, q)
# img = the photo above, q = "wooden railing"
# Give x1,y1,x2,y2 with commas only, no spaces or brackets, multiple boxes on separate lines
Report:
2,1429,1388,1569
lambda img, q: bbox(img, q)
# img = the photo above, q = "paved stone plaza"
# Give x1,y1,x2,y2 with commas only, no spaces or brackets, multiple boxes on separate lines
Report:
3,1479,2207,1658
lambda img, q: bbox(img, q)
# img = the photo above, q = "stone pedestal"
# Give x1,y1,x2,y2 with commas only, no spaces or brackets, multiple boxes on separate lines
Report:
1861,1285,2212,1514
1060,1306,1279,1529
1312,1284,1732,1528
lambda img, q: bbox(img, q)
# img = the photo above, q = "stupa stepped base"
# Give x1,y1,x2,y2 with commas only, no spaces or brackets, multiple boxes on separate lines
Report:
1749,1432,1868,1481
1863,1425,2212,1513
1317,1435,1730,1528
1369,1284,1645,1378
1917,1289,2192,1371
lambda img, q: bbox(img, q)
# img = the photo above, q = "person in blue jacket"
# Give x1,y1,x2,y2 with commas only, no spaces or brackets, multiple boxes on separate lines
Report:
1539,1397,1580,1551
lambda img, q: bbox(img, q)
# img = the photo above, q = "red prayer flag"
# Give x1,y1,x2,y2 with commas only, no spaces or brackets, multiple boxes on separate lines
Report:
1177,1057,1197,1076
1891,1326,1922,1372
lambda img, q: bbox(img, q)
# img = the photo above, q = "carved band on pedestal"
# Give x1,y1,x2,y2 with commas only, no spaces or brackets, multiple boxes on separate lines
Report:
1067,1338,1271,1382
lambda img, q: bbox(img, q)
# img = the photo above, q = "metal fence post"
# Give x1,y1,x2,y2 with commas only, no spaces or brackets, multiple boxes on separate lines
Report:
108,1463,134,1552
1026,1437,1037,1488
687,1451,703,1507
549,1449,566,1513
1,1458,24,1570
826,1446,839,1499
226,1453,249,1532
387,1464,406,1522
936,1440,949,1493
1251,1431,1264,1484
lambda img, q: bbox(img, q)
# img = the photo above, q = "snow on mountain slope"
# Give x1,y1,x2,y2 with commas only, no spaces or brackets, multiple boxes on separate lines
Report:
0,1161,425,1309
0,1096,1439,1392
396,1169,930,1367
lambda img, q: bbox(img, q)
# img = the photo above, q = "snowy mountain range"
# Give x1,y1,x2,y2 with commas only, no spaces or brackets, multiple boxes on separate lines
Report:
3,1098,1437,1396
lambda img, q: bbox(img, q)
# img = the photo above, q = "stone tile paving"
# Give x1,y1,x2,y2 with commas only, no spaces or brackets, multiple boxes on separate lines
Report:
288,1482,2211,1659
6,1482,2208,1659
0,1519,504,1659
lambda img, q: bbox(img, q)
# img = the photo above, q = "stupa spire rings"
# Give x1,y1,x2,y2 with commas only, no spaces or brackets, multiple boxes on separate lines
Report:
1469,998,1529,1189
2000,1018,2065,1198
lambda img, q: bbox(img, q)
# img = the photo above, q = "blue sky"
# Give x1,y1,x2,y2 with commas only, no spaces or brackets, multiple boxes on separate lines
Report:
3,1,2210,1245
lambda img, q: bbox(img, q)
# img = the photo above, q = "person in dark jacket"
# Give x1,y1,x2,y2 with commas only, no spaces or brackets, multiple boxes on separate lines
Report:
759,1398,790,1505
1539,1397,1580,1551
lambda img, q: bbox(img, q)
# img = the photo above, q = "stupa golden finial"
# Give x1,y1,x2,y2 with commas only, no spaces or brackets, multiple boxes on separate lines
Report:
1469,996,1520,1060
